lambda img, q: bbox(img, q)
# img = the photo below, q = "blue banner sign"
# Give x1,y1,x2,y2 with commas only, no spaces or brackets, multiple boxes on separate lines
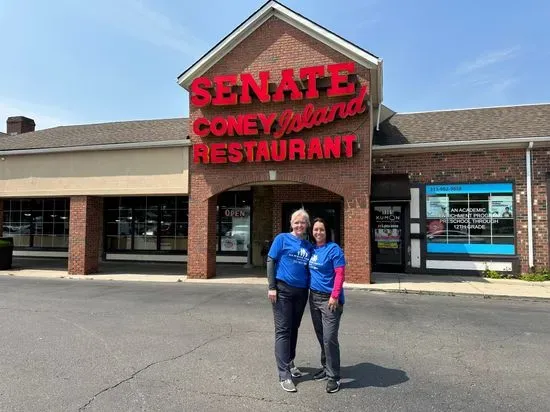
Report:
426,183,513,195
426,182,515,255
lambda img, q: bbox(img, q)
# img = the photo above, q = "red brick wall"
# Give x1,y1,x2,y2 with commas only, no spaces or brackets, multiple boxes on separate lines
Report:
531,149,550,269
68,196,102,275
373,149,550,272
187,16,372,282
187,195,217,278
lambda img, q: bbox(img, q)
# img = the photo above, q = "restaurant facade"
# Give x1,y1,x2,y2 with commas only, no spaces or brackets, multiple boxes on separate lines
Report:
1,1,550,283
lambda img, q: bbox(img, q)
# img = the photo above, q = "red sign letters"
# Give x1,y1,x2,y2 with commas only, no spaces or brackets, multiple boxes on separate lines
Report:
190,62,367,164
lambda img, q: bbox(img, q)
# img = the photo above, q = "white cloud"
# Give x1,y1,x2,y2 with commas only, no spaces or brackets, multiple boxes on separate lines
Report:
455,47,521,75
450,46,521,103
76,0,206,57
0,98,73,131
490,78,517,94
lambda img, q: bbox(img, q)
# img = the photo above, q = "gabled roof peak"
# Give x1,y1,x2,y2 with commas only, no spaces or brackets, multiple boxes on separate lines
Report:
177,1,381,93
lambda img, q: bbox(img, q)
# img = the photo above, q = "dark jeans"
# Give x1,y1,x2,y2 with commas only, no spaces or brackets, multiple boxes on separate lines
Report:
309,290,343,380
272,280,309,381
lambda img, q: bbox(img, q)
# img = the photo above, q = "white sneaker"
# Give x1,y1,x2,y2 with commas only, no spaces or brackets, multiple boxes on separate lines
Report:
280,378,297,392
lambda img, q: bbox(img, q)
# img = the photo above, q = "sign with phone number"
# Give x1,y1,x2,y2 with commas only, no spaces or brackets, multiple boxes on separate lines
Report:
426,183,513,195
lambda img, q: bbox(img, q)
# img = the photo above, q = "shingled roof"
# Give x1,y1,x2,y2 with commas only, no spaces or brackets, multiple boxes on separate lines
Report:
0,118,189,151
374,103,550,145
2,103,549,152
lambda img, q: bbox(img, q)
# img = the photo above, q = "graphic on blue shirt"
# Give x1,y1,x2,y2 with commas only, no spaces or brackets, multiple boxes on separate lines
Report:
268,233,313,288
309,242,346,304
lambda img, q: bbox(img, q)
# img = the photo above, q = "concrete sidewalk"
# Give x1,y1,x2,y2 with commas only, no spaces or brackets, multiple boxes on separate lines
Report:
1,264,549,301
359,272,550,301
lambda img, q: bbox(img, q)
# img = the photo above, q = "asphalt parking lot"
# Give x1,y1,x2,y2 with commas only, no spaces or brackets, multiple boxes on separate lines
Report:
1,276,549,411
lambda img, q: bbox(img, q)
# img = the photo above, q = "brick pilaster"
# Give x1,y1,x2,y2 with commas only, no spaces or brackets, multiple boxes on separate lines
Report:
187,195,217,278
0,199,4,237
68,196,102,275
344,197,371,284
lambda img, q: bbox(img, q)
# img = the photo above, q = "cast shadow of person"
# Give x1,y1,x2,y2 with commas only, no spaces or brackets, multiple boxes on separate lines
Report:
300,363,408,389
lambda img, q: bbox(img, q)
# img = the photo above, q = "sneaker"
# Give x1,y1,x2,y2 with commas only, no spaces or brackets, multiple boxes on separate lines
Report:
326,379,341,393
290,366,303,378
289,361,303,378
312,369,327,381
280,378,297,392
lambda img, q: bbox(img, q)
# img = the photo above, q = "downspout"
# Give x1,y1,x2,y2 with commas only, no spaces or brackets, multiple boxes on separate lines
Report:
376,102,382,131
376,58,383,131
526,141,534,269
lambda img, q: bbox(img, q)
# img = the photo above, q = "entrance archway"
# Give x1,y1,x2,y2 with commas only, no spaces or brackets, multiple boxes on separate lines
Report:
187,180,372,283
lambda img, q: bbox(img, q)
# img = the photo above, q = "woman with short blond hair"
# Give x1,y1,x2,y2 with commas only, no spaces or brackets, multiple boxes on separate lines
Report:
267,208,313,392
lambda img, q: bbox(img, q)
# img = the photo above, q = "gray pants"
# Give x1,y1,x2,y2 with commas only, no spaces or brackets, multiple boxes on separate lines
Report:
309,290,343,380
272,280,309,381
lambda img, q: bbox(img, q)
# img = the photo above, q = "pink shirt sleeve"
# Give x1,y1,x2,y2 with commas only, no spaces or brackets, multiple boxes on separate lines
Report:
331,266,345,299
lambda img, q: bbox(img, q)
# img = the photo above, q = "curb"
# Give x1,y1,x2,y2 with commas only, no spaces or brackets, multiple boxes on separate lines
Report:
354,286,550,302
2,272,549,302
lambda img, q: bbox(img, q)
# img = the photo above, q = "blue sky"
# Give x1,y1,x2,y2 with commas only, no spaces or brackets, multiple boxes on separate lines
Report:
0,0,548,130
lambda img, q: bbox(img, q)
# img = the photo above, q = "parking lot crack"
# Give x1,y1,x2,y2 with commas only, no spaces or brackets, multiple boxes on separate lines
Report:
78,328,232,411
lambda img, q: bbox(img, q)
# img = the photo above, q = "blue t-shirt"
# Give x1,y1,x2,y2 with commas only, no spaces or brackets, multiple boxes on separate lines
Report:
309,242,346,304
268,233,313,289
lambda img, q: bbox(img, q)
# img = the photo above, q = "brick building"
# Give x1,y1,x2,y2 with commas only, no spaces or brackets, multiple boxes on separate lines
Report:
1,1,550,282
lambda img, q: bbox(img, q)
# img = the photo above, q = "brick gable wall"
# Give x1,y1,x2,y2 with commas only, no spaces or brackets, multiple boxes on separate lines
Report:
187,16,372,282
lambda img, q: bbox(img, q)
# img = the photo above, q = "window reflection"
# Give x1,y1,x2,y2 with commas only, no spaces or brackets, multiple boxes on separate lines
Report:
2,198,70,249
104,196,189,252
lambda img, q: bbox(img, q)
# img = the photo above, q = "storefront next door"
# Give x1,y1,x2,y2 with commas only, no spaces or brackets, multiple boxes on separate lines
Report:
282,202,341,245
372,204,406,272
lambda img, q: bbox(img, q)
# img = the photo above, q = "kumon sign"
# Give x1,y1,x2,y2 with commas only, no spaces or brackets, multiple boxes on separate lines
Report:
190,62,368,164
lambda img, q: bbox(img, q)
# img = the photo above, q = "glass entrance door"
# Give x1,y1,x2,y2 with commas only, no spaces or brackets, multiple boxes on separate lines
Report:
282,203,341,245
372,205,405,271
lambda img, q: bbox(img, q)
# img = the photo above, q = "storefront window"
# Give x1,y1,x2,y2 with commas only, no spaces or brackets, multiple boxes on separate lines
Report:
104,196,188,252
425,183,515,255
2,198,70,249
217,191,252,254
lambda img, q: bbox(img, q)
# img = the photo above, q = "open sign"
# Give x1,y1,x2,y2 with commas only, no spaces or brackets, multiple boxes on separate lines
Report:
224,208,248,218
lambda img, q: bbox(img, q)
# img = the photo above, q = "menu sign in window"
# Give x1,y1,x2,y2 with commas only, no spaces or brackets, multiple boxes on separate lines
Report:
425,183,515,255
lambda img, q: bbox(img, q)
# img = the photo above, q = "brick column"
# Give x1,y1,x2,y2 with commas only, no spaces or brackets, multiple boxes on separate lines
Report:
68,196,102,275
0,199,4,236
187,195,217,279
344,197,371,284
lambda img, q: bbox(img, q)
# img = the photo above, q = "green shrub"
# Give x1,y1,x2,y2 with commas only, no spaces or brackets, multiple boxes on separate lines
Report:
519,273,550,282
0,240,12,248
520,267,550,282
483,264,505,279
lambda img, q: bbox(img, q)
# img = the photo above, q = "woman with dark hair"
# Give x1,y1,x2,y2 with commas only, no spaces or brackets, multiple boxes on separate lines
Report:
308,217,346,393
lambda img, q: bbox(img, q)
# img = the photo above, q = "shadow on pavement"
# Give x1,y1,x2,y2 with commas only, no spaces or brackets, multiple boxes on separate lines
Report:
341,362,409,388
10,257,68,271
300,363,409,389
9,257,266,278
